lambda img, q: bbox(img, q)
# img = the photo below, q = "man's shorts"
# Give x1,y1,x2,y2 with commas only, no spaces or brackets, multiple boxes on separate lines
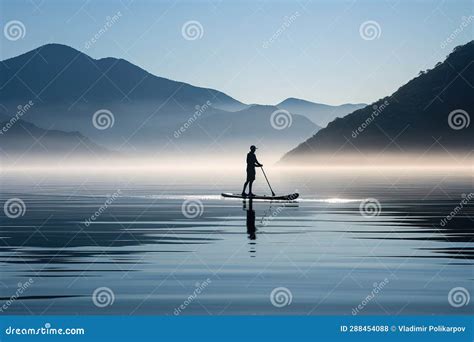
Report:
246,170,255,182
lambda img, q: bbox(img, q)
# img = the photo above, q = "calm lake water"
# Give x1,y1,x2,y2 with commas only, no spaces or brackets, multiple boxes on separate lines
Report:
0,168,472,315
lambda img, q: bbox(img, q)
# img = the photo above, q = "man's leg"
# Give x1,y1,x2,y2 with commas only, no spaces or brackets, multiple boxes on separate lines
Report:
242,181,249,195
249,180,254,195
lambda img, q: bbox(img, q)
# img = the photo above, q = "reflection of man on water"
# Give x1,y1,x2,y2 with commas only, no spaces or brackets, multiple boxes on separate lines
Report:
246,200,256,240
242,145,263,197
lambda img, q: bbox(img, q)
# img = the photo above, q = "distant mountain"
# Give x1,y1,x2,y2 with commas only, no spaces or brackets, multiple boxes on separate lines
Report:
0,119,110,161
0,44,246,150
282,41,474,163
276,98,366,127
174,105,320,156
0,43,246,109
0,44,317,157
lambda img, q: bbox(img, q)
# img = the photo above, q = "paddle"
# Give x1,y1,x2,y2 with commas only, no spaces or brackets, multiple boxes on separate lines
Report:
260,167,276,197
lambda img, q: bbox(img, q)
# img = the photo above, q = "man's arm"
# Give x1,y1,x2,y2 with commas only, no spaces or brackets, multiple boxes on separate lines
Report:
254,157,263,167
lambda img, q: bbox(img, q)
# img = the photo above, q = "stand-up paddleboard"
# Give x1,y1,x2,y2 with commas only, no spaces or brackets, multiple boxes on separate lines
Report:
221,193,299,201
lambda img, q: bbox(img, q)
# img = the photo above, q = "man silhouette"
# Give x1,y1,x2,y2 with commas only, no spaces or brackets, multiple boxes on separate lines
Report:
242,145,263,197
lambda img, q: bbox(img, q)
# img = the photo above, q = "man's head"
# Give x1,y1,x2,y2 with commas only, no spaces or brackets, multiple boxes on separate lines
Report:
250,145,257,152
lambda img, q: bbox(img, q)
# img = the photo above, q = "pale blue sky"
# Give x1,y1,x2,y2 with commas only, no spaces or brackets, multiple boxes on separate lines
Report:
1,0,472,105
